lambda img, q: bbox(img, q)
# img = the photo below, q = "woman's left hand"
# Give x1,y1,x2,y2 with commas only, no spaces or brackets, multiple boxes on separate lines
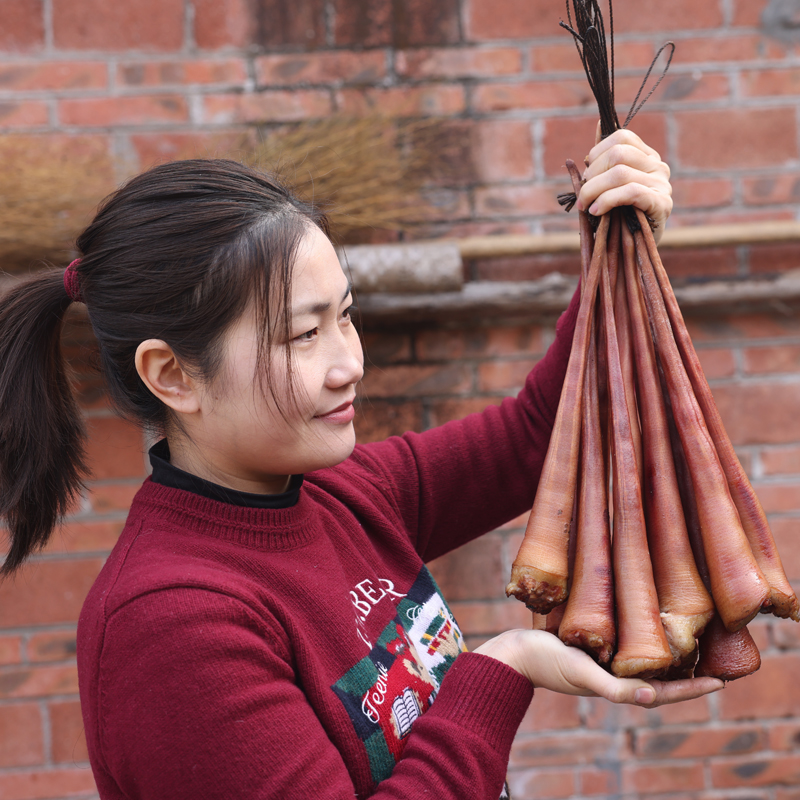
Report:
576,128,673,244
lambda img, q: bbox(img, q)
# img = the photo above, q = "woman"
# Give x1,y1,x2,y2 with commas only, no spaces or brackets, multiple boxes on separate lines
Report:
0,129,721,799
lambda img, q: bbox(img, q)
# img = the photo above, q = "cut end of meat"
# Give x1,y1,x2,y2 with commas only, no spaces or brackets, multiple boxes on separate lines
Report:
610,652,673,680
560,628,614,665
506,564,568,614
661,610,714,665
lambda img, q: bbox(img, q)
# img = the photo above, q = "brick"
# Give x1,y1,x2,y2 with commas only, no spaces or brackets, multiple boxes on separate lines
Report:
713,383,800,445
59,95,189,127
719,653,800,719
361,332,412,365
0,100,48,129
131,130,254,167
333,0,392,47
361,363,472,398
416,325,543,361
618,72,731,106
712,754,800,788
50,700,89,763
0,559,104,627
671,34,782,63
117,59,247,88
748,617,771,650
202,90,332,124
517,689,580,733
0,0,44,52
609,0,724,31
87,482,143,514
404,220,531,241
622,762,704,794
507,767,576,799
744,345,800,375
0,636,22,665
53,0,184,51
749,242,800,275
744,174,800,206
671,178,734,209
473,79,596,113
769,518,800,580
510,731,617,768
772,619,800,649
193,0,254,49
0,61,107,91
635,725,764,759
44,520,125,555
428,533,505,601
396,47,522,79
668,208,796,228
256,51,386,88
413,187,471,222
532,41,655,72
0,767,97,800
762,445,800,475
27,631,77,663
543,113,667,177
742,68,800,97
734,0,768,26
84,417,145,481
0,703,44,767
471,120,534,183
474,253,583,282
770,721,800,751
0,664,79,699
696,347,736,379
468,0,721,40
676,108,798,170
748,482,800,513
336,85,465,117
478,358,541,392
353,400,423,443
475,185,561,218
686,313,800,343
584,692,710,729
579,768,620,796
428,397,504,427
334,0,460,48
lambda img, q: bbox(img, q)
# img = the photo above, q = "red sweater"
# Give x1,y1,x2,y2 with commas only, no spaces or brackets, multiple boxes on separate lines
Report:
77,290,579,800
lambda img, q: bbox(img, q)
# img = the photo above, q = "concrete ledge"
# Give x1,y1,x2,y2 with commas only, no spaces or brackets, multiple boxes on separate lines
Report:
357,271,800,327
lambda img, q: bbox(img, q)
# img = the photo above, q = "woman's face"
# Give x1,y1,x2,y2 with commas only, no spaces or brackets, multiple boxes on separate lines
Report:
184,225,364,493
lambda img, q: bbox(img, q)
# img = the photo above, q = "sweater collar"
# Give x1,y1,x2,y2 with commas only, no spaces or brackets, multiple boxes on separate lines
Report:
130,476,322,551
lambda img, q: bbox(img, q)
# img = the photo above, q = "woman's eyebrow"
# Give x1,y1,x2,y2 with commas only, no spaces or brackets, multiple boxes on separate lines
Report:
293,282,353,317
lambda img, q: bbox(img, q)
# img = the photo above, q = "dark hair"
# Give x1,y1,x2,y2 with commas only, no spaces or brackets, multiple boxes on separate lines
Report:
0,159,329,574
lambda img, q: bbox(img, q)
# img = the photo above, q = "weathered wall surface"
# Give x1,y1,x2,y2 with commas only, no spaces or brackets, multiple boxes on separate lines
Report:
2,1,800,799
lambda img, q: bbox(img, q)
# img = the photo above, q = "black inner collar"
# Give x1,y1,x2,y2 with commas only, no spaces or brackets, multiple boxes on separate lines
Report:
148,439,302,509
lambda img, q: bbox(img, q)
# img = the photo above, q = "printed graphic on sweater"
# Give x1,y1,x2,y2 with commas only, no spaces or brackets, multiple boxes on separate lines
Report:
331,567,467,785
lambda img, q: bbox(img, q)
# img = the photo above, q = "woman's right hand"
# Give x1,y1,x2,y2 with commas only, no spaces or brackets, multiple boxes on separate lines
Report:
474,629,724,707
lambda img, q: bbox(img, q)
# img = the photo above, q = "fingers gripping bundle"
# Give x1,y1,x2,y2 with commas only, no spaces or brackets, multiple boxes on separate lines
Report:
505,0,800,682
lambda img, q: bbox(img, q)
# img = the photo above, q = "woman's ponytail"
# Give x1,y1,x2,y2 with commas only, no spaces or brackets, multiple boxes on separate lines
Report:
0,269,88,575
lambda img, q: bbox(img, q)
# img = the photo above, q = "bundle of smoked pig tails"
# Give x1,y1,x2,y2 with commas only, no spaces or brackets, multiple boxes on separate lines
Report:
505,0,800,681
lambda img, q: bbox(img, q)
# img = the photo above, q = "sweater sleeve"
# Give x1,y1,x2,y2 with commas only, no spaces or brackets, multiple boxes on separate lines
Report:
352,285,581,562
94,589,532,800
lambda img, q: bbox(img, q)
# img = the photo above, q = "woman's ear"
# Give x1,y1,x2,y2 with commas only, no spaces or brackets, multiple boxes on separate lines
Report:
135,340,202,415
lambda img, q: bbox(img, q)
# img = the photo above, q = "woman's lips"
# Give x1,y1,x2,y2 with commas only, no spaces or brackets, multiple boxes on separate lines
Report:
315,400,355,424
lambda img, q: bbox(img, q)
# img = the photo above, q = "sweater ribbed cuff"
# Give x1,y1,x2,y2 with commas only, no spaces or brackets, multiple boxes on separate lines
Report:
427,652,533,755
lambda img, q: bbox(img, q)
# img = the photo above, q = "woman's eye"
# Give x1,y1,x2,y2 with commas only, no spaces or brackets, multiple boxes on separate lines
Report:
341,304,357,322
294,328,318,342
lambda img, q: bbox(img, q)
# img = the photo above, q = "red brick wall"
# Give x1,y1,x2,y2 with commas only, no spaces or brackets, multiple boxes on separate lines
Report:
2,1,800,799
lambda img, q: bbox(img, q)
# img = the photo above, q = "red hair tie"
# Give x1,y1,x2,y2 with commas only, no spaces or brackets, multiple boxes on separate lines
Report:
63,258,83,303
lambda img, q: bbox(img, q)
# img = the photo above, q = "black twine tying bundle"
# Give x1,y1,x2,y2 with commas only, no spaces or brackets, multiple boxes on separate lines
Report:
556,0,675,221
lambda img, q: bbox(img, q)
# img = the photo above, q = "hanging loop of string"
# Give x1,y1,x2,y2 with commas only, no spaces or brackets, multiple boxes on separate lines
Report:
556,0,675,224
